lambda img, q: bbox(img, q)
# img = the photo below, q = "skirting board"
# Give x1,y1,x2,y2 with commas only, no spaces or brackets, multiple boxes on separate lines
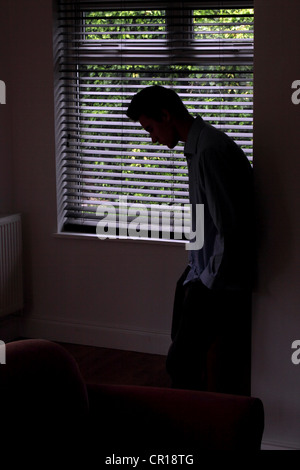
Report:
261,441,300,451
20,316,171,356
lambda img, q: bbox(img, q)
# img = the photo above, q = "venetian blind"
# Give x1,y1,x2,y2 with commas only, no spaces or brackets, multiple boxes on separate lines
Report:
54,0,254,239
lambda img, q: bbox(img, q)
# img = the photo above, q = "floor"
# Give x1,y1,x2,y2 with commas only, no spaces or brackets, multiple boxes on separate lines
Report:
58,342,172,388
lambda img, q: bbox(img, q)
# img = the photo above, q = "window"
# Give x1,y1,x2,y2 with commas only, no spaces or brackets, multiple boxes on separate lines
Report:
54,1,254,242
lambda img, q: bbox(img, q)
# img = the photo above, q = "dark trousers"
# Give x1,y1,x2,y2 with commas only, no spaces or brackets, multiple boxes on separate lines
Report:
166,267,252,395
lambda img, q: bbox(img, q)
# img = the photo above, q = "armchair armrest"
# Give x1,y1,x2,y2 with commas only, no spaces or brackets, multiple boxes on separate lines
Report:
87,383,264,452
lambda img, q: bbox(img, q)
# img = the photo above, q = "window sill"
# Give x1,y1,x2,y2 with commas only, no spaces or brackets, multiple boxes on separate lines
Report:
53,231,186,248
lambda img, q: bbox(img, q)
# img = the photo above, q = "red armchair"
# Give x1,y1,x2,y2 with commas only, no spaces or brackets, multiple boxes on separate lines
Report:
0,339,264,457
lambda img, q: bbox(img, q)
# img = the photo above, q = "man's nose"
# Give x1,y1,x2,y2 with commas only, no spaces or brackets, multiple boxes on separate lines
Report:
151,135,158,144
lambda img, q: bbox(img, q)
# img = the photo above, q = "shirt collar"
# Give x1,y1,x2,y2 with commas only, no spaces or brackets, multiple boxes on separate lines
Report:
184,116,205,158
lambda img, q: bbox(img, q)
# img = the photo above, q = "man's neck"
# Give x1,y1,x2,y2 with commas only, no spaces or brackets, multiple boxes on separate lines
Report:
177,115,195,143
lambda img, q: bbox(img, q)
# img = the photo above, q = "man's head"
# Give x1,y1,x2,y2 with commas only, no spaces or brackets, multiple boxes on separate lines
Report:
126,85,192,149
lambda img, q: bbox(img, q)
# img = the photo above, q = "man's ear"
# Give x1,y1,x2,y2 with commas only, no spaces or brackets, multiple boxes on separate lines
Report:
161,108,171,122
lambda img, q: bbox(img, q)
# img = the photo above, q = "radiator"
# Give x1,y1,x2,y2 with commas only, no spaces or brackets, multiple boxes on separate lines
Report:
0,214,23,316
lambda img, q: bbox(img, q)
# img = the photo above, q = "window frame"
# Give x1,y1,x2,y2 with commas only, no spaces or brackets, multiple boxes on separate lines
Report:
54,0,254,243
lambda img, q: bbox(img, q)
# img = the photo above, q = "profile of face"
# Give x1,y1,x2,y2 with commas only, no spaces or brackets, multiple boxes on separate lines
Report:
139,111,179,150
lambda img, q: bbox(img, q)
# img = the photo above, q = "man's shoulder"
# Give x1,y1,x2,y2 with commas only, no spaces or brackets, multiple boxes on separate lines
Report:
186,116,244,161
200,122,243,153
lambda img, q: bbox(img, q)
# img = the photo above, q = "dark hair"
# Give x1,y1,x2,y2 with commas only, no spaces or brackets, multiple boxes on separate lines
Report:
126,85,189,122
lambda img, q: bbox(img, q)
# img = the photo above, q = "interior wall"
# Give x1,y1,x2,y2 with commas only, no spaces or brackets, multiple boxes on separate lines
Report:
1,0,300,450
0,0,21,340
0,0,13,214
252,0,300,449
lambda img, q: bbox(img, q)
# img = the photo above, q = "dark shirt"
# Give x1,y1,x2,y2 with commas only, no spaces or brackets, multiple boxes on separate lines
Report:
184,116,254,291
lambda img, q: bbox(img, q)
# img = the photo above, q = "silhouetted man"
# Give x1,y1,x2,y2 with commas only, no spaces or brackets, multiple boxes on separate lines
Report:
127,85,253,394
